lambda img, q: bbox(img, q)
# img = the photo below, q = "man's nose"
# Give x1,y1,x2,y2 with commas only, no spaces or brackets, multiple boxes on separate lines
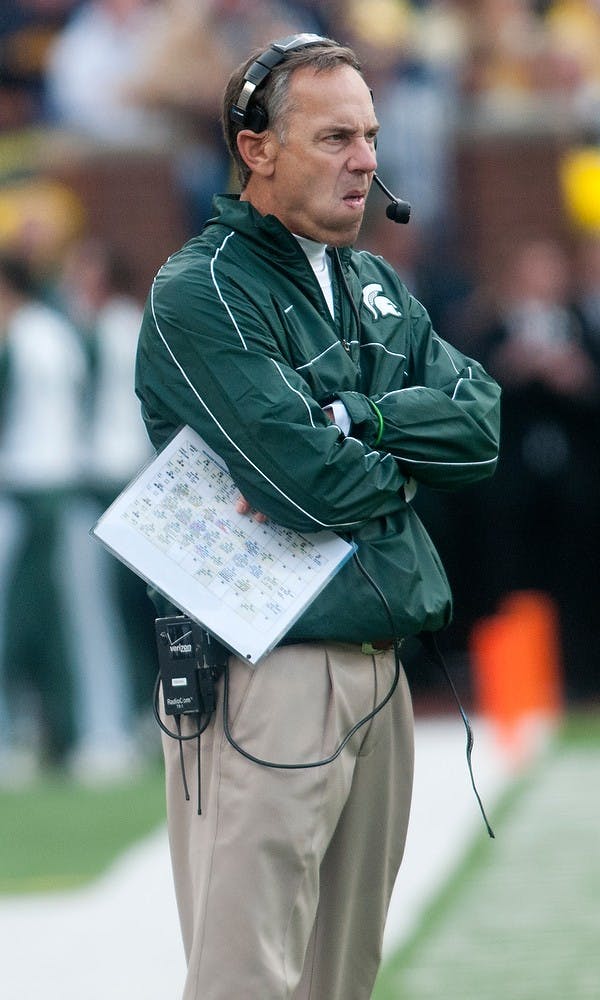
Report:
348,137,377,173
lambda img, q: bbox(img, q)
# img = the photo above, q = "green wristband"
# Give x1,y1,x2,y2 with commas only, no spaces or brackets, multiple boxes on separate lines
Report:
370,401,384,447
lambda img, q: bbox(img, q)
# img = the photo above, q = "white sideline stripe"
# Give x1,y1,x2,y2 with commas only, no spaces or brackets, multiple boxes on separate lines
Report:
0,718,512,998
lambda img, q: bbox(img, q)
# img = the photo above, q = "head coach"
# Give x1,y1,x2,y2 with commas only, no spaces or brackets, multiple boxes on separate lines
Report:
135,32,501,1000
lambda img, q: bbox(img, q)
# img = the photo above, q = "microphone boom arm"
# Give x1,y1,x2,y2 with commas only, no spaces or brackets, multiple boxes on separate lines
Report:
372,173,411,224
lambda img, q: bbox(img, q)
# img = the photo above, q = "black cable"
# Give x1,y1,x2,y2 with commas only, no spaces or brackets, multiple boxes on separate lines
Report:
333,247,362,334
420,631,495,839
216,257,401,771
221,549,402,770
152,556,494,836
333,254,494,837
152,672,212,811
221,644,400,770
196,736,202,816
174,714,190,802
152,672,212,741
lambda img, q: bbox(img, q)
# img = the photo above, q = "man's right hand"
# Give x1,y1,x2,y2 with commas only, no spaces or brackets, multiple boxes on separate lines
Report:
235,495,268,523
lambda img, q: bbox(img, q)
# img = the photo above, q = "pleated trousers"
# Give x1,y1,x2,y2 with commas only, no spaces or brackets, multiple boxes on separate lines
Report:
162,641,414,1000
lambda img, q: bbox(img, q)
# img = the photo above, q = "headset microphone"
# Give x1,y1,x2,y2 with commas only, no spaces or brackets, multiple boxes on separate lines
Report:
372,173,411,224
229,34,412,225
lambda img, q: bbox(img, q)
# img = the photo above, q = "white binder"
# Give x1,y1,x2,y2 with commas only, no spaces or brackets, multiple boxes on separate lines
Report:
92,425,355,664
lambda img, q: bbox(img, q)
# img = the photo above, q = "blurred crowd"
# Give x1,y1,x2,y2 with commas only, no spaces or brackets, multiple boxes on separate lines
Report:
0,0,599,783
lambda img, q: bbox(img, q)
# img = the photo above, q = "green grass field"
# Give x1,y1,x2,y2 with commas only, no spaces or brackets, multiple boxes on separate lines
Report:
374,711,600,1000
0,761,165,893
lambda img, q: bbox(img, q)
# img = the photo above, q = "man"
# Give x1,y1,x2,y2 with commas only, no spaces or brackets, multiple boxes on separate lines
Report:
0,255,86,772
135,34,501,1000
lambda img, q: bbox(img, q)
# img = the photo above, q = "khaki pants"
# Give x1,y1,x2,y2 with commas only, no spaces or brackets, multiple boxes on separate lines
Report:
162,642,414,1000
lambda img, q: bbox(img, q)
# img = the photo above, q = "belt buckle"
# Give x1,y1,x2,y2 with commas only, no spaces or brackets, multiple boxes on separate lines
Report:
361,640,394,655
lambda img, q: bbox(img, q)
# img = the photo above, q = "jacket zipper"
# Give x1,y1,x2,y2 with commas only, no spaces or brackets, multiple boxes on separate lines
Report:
331,248,361,357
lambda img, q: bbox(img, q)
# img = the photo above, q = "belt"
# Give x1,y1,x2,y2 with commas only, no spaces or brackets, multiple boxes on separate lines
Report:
361,639,401,654
278,638,401,652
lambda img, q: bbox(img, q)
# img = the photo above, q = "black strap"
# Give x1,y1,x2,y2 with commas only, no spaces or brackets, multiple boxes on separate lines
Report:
420,632,495,839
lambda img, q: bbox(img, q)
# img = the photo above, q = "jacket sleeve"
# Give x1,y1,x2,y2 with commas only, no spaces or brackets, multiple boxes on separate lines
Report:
337,292,501,490
135,266,410,534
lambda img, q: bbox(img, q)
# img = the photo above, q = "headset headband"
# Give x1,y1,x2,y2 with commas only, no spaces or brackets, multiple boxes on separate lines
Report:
230,33,328,131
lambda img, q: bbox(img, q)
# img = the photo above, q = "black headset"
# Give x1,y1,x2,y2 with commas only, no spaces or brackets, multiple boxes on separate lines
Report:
229,32,411,224
230,32,324,133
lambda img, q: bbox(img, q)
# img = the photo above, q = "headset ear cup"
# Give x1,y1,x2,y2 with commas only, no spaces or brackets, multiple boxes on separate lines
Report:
232,34,327,133
245,104,268,133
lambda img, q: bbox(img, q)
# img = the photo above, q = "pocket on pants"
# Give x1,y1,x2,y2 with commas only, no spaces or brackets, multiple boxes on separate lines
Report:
224,644,335,766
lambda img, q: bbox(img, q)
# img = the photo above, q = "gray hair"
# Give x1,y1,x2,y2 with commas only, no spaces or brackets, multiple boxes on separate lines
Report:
221,39,363,190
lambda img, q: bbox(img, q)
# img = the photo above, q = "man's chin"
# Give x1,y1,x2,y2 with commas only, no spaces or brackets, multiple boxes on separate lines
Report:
319,217,364,247
293,209,364,247
327,230,363,248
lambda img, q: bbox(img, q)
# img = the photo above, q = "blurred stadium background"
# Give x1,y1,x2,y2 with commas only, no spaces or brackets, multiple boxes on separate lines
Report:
1,1,599,997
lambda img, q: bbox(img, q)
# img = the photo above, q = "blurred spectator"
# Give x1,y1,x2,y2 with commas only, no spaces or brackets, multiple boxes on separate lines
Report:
57,236,158,773
0,253,86,778
120,0,324,230
43,0,175,148
474,238,600,701
40,0,324,233
543,0,600,126
572,233,600,363
58,236,152,491
462,0,548,114
0,176,86,284
456,0,600,129
0,0,80,130
0,244,154,783
345,1,468,241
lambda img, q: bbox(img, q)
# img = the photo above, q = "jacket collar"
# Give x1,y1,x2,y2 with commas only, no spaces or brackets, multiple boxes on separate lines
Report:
205,194,354,267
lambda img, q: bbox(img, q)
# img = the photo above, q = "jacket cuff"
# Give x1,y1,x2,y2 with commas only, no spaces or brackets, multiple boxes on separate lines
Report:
336,391,381,445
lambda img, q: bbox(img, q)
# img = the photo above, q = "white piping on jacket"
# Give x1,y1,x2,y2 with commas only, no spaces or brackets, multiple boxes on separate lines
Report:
296,341,341,371
149,235,369,530
359,341,407,360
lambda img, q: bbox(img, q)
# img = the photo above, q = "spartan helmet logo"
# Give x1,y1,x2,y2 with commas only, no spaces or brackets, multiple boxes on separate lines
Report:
362,283,402,320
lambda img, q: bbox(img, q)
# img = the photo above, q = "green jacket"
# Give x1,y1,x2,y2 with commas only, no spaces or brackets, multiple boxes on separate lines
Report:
135,195,500,643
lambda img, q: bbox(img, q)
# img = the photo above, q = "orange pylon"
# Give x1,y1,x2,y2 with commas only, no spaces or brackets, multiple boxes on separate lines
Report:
469,590,563,758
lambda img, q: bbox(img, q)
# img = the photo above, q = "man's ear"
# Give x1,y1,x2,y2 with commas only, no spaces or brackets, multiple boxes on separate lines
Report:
236,130,278,178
